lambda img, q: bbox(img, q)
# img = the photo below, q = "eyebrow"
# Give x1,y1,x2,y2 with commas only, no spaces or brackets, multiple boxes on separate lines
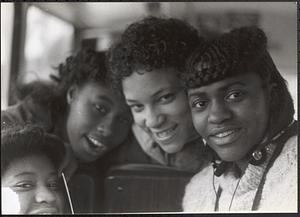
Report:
126,87,171,103
14,172,35,177
14,171,57,178
189,81,246,97
96,95,114,106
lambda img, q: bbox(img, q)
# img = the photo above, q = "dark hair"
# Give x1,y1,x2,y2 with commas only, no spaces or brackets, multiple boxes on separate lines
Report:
107,16,203,91
17,49,109,117
51,49,108,97
1,125,66,176
182,26,295,140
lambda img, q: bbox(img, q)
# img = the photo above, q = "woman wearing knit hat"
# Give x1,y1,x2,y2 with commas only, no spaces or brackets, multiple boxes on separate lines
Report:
1,125,68,214
108,16,208,172
182,26,297,211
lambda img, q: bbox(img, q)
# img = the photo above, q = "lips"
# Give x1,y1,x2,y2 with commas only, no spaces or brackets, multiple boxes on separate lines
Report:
29,207,58,214
208,127,243,146
85,135,107,154
153,125,178,143
214,129,237,138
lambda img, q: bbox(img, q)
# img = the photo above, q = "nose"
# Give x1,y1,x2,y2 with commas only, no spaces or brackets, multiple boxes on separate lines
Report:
208,99,232,124
35,186,56,204
96,116,113,137
144,107,165,129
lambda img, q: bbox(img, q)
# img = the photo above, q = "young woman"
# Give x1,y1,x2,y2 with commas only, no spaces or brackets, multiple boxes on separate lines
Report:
1,49,133,177
182,26,297,211
1,125,67,214
108,17,207,172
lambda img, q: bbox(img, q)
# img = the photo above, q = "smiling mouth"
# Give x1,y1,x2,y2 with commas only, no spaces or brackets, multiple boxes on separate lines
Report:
85,136,107,153
153,125,178,142
29,208,58,214
209,128,242,145
214,129,238,138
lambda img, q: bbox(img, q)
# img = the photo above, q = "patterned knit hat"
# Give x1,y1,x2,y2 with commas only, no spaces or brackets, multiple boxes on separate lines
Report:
182,26,278,88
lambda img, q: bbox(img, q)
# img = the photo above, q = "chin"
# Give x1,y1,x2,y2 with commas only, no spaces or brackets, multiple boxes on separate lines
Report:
216,150,245,162
160,142,185,154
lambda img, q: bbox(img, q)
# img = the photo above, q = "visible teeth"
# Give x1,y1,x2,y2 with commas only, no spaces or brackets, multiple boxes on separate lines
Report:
88,137,105,148
156,126,176,138
215,130,235,138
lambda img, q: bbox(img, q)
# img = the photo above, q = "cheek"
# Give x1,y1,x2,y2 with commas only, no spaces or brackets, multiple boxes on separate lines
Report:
68,105,96,135
191,113,206,135
131,112,145,127
55,192,65,213
247,101,269,136
17,192,33,214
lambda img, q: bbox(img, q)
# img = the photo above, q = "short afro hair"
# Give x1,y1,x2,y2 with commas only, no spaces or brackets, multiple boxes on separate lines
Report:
1,125,66,176
107,16,203,90
51,49,109,97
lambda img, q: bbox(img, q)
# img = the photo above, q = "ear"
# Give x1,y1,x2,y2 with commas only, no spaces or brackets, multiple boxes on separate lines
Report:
67,85,79,105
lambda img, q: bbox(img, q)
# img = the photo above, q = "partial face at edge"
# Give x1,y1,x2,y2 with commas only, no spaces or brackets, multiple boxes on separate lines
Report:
122,68,199,154
187,73,270,162
1,155,65,214
66,81,132,163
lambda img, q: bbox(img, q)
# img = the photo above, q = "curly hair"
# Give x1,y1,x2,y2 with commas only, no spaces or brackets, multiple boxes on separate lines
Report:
107,16,203,90
1,125,66,176
182,26,295,141
17,49,110,117
51,49,108,97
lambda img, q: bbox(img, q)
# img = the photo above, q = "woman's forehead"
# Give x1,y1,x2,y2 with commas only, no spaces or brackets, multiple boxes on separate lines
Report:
3,155,56,180
188,73,263,96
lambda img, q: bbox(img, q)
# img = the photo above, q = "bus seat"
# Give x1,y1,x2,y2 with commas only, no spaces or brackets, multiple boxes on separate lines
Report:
69,173,95,213
101,163,194,213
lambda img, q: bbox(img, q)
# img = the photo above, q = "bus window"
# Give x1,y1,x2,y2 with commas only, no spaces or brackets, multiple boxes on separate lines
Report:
21,5,74,84
1,3,14,110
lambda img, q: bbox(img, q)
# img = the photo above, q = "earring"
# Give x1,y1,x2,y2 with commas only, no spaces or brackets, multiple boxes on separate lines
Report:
248,148,266,166
202,138,207,146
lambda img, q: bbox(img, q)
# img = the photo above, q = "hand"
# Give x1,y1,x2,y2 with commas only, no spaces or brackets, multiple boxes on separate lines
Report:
132,123,167,165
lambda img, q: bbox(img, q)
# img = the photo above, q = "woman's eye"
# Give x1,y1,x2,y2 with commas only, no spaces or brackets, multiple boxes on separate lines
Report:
95,104,108,114
158,93,174,103
226,91,244,101
191,99,207,110
13,182,34,191
48,181,60,190
129,104,144,113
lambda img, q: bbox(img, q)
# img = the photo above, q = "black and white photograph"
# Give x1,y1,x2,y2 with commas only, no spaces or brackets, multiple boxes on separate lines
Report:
1,2,298,215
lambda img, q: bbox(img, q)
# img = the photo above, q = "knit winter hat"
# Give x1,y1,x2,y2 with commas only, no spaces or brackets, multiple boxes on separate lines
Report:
182,26,278,88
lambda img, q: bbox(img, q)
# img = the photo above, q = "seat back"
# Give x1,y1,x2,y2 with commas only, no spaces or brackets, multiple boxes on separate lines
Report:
101,164,194,213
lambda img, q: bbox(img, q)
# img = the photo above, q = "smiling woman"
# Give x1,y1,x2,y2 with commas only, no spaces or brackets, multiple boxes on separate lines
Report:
1,125,67,214
1,49,132,168
108,17,208,172
182,26,297,212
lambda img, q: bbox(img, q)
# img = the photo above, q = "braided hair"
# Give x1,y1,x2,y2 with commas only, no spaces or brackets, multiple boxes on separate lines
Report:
182,26,294,141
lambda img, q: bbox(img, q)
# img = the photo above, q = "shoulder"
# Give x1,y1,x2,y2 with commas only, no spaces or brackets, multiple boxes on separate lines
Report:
1,98,53,131
266,135,297,181
274,135,297,169
260,135,297,211
1,103,24,129
182,163,212,211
